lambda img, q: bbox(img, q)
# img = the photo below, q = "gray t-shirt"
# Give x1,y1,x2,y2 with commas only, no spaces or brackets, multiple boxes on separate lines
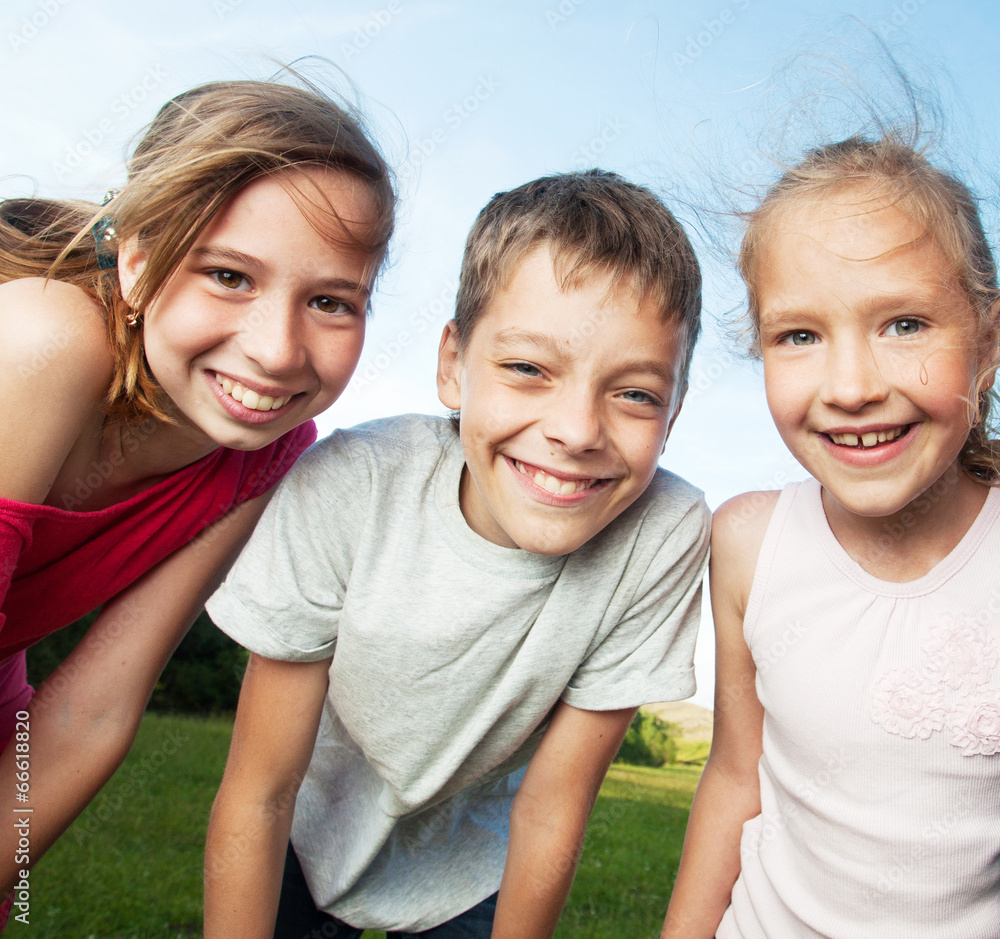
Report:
207,414,709,931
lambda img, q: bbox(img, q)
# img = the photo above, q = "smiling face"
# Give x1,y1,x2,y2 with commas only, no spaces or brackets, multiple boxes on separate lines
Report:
755,189,987,525
121,167,376,453
437,244,686,555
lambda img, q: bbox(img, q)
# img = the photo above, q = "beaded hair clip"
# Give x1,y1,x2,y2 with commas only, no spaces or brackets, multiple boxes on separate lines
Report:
92,189,120,270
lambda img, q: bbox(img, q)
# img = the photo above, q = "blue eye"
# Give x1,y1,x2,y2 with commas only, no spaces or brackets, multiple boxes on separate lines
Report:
507,362,542,377
620,389,656,405
886,319,922,337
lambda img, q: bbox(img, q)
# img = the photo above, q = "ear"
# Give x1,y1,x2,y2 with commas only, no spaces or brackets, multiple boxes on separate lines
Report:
117,236,147,307
437,320,463,409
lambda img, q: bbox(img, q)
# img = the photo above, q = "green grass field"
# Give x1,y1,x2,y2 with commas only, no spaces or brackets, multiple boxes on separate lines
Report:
5,714,700,938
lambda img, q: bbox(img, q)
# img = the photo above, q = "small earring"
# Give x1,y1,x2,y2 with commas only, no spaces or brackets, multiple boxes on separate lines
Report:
125,309,141,328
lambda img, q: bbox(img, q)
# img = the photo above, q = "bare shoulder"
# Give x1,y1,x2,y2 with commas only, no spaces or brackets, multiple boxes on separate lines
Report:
712,490,781,559
709,490,782,622
0,278,114,503
0,277,111,377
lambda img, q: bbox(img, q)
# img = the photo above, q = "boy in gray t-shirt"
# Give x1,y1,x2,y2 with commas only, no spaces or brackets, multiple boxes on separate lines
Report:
204,170,709,939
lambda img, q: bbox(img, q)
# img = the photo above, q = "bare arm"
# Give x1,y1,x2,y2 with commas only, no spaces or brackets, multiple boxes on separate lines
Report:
204,653,330,939
491,702,635,939
660,492,776,938
0,491,271,893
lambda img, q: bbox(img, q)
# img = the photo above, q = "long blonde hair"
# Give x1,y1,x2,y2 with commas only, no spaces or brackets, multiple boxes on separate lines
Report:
0,77,396,425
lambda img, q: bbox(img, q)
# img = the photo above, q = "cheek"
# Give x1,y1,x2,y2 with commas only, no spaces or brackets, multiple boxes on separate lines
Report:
317,329,366,385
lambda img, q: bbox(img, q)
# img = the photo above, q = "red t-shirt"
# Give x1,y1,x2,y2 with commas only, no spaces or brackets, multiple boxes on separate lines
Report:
0,421,316,659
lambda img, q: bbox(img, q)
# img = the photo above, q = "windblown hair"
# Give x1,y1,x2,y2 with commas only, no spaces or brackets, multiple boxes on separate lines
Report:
454,169,703,385
739,135,1000,481
0,77,396,425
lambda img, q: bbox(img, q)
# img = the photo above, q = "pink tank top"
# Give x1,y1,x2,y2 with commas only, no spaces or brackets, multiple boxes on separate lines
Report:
0,421,315,745
719,479,1000,938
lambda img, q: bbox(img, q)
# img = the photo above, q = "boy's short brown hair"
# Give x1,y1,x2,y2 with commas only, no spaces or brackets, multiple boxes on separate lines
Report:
454,169,702,384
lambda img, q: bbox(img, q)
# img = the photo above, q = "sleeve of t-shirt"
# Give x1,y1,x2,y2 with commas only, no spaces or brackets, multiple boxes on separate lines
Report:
206,428,368,662
561,486,711,710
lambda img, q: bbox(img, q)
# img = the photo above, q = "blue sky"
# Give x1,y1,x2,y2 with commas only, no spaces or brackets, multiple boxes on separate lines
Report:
2,0,997,707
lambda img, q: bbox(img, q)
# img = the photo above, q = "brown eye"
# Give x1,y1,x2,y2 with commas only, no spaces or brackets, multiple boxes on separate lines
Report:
310,296,353,316
211,270,248,290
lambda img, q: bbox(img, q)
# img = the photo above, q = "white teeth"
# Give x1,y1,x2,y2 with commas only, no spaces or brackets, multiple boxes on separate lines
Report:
216,374,290,412
515,460,596,495
829,426,906,448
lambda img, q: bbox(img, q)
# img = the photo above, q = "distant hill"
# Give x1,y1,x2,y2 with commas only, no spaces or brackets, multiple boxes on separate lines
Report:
642,700,713,745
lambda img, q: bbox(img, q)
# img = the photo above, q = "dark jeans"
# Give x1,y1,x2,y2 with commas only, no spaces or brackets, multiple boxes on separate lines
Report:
273,844,498,939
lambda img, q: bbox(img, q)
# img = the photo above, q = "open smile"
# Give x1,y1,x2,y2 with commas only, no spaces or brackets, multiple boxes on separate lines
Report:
826,425,911,450
215,373,294,412
510,458,609,496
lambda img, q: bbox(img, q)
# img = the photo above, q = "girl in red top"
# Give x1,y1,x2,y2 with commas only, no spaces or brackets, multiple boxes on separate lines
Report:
0,76,395,900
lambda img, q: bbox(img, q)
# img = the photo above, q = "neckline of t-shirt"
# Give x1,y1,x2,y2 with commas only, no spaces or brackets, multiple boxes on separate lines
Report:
806,476,1000,598
0,445,228,521
432,433,566,579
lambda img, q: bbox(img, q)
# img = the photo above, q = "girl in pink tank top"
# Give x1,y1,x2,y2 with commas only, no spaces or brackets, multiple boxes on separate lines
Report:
664,136,1000,937
0,75,396,921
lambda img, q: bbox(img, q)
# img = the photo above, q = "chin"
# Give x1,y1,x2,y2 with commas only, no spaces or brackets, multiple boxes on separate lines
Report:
513,531,587,557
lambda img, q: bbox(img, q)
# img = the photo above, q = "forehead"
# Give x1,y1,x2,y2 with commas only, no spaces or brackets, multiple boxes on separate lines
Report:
480,243,677,336
759,190,958,296
467,245,685,377
205,168,377,245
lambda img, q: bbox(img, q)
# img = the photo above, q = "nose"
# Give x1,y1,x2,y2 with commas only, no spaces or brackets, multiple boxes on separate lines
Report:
542,388,606,454
820,335,889,411
238,298,306,376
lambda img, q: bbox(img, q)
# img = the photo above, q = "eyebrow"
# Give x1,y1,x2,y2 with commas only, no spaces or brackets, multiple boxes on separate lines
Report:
762,293,942,330
492,328,677,385
492,328,567,360
189,245,372,301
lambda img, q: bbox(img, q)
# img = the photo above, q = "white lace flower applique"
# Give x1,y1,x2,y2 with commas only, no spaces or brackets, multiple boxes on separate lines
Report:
949,686,1000,757
871,616,998,755
924,618,998,693
871,668,946,739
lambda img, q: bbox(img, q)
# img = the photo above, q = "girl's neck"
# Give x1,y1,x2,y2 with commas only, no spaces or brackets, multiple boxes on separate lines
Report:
45,413,219,512
821,463,990,583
